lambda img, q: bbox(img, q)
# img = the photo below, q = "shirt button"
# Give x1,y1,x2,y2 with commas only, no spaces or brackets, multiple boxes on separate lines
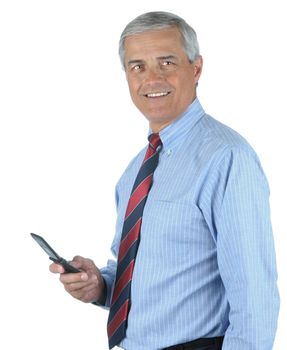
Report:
166,149,172,156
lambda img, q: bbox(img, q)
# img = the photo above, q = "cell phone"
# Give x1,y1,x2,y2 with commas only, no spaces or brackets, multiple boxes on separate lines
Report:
30,233,80,273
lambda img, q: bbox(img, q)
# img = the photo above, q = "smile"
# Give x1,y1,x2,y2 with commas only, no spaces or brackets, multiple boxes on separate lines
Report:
144,91,171,98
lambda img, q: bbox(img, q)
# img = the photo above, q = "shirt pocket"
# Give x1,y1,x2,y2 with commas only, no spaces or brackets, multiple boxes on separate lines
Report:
142,199,215,252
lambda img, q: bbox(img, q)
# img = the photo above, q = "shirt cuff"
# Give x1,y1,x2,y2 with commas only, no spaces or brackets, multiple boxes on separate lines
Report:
91,272,114,309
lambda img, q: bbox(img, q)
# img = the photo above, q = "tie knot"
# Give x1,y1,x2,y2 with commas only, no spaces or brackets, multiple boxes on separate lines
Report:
148,133,162,150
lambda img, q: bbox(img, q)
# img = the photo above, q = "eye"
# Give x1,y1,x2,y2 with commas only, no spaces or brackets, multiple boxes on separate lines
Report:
162,60,173,66
161,60,176,69
131,64,143,72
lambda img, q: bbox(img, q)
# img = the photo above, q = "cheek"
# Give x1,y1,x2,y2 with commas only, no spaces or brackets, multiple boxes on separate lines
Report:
176,74,195,97
127,78,140,99
166,73,190,93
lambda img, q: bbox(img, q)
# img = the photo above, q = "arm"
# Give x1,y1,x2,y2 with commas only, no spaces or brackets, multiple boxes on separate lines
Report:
203,147,280,349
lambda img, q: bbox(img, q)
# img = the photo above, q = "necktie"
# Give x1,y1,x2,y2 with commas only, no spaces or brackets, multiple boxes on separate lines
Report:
107,133,162,349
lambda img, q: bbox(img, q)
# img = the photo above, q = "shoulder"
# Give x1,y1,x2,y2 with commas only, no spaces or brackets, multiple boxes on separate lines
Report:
192,113,269,187
196,114,260,166
115,146,146,192
201,114,252,150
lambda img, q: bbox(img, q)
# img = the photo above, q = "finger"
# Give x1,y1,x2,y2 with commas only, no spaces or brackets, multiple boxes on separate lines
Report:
64,279,95,293
64,271,99,292
71,256,84,268
49,262,65,274
72,256,94,270
60,271,88,284
69,282,99,302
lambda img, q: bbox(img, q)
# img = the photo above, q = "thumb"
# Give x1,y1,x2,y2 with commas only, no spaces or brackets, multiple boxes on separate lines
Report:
71,255,94,271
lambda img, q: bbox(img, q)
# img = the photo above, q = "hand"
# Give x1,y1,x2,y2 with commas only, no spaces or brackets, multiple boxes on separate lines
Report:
49,256,106,304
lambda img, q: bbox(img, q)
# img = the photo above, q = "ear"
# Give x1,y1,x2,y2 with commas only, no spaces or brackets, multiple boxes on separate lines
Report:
193,55,203,83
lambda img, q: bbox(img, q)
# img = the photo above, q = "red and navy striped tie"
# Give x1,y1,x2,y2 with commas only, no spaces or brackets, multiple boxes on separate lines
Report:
107,133,162,349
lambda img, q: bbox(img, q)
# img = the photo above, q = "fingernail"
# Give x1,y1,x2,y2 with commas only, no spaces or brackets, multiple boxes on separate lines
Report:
81,273,88,281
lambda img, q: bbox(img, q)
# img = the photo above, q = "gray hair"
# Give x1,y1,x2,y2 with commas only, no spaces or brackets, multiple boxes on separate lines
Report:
119,11,200,68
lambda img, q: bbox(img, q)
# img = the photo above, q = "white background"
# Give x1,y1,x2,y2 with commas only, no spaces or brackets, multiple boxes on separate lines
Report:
0,1,286,349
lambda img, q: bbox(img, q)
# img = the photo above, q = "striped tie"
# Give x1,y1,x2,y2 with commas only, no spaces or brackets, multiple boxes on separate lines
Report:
107,133,162,349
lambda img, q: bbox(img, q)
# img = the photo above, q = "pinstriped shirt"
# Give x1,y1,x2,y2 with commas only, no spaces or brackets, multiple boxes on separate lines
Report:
100,98,279,350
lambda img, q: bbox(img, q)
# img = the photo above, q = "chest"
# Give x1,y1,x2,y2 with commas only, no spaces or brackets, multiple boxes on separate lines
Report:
114,145,217,262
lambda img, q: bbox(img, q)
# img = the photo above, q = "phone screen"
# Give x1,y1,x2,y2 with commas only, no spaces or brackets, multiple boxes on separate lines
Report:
31,233,80,273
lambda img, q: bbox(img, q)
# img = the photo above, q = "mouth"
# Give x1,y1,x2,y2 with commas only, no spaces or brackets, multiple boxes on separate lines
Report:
144,91,171,98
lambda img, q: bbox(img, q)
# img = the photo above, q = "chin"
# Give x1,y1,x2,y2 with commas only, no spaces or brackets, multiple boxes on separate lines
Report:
145,114,176,131
143,107,169,120
145,112,167,122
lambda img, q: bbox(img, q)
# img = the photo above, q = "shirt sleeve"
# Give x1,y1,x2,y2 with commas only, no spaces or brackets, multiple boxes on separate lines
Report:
96,181,121,309
203,146,280,349
99,259,117,309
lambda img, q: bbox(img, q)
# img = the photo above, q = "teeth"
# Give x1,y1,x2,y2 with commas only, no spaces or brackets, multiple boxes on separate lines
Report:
146,92,169,97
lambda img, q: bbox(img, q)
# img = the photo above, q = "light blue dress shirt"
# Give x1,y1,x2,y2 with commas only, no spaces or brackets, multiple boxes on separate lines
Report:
100,98,279,350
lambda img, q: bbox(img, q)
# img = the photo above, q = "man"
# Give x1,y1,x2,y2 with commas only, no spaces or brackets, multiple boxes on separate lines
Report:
50,11,279,350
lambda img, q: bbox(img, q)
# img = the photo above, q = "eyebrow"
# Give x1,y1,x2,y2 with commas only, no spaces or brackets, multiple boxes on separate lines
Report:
157,55,178,61
127,59,144,67
127,55,178,66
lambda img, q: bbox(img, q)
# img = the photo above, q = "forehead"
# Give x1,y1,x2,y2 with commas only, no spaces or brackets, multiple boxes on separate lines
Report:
124,27,186,61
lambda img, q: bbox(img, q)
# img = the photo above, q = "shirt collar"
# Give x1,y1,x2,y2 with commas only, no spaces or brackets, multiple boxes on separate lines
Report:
148,98,205,152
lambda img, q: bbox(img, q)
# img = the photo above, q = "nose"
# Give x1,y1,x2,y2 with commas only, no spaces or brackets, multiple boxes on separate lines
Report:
143,65,165,84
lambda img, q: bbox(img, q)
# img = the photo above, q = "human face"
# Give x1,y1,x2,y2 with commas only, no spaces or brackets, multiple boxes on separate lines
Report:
124,27,203,132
